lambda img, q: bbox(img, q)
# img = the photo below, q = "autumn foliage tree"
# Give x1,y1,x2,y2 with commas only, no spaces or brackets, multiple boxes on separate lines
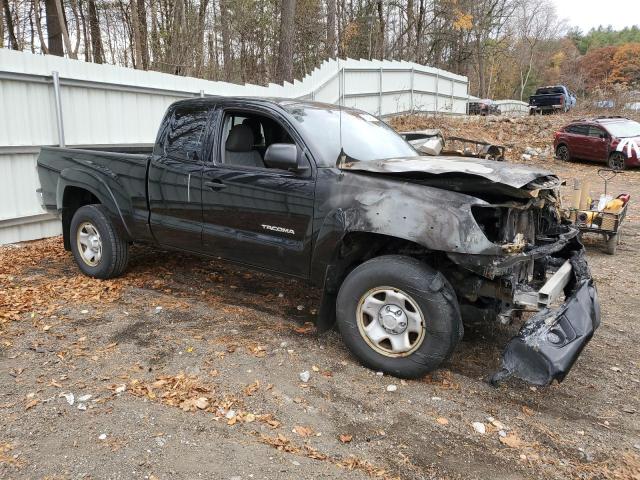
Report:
610,43,640,87
580,46,617,90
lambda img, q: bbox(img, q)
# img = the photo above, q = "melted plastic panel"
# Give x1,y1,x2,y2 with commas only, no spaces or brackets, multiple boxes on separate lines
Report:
492,249,600,386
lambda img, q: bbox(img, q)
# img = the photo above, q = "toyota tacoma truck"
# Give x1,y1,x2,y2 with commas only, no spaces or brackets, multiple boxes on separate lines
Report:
36,97,600,386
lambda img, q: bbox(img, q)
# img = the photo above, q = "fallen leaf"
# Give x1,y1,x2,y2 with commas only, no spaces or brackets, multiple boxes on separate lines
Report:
293,425,314,437
521,405,535,416
436,417,449,425
243,381,260,396
195,397,209,410
25,399,39,410
293,322,315,334
339,434,353,443
499,433,524,448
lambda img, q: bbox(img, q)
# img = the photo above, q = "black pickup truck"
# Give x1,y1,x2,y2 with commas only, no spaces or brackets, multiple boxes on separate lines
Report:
529,85,577,114
36,97,600,386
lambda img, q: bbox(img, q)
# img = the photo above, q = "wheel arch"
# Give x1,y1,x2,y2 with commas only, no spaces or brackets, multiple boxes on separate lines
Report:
314,230,437,333
57,170,131,250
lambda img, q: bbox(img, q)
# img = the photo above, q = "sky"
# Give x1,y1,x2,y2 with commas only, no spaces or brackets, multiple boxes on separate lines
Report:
552,0,640,32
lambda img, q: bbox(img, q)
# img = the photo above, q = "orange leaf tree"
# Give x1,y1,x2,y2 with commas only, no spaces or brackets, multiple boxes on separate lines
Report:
610,43,640,86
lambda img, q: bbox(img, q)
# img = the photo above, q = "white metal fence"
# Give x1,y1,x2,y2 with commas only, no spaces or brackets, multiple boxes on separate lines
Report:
0,48,469,244
493,99,529,114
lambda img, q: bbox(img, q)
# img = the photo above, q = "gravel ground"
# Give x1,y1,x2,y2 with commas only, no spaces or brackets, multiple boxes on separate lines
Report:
1,113,639,479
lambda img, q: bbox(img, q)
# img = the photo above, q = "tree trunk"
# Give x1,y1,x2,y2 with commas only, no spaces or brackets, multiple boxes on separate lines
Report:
149,0,159,68
69,0,81,57
326,0,336,58
220,0,232,81
78,0,90,60
130,0,143,68
54,0,76,58
87,0,103,63
137,0,149,69
276,0,296,83
34,0,48,53
406,0,414,61
0,0,4,48
377,0,385,60
2,0,20,49
195,0,210,75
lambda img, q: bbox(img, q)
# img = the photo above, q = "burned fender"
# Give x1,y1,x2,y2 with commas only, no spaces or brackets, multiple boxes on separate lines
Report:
310,170,502,287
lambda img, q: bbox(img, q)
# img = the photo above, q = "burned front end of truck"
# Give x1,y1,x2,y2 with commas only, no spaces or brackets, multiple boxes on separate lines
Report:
339,157,600,386
445,174,600,386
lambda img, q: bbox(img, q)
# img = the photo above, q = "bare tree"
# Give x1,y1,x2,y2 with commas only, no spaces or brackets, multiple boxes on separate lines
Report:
53,0,76,58
2,0,20,49
512,0,564,100
87,0,103,63
326,0,336,57
276,0,296,83
130,0,143,68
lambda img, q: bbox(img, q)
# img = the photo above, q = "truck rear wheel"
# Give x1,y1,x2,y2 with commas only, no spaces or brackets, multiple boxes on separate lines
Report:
336,255,462,379
70,205,129,279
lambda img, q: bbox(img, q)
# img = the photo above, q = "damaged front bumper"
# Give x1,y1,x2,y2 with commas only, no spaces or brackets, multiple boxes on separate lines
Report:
490,232,601,386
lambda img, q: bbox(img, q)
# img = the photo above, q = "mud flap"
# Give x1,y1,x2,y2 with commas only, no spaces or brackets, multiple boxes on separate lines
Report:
491,279,600,386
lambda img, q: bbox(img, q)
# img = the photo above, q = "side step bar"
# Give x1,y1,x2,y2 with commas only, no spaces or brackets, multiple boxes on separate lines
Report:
514,260,572,309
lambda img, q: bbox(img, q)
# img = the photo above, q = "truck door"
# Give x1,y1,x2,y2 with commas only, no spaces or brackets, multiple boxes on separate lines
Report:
200,108,315,278
148,104,211,252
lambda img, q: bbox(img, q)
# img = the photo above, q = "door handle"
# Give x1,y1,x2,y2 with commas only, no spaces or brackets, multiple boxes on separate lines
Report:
204,180,227,190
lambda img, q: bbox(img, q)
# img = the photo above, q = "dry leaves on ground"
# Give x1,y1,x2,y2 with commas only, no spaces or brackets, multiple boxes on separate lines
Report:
293,425,314,437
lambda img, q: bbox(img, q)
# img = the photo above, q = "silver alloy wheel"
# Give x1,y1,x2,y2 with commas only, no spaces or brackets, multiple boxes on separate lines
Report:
76,221,103,267
356,286,426,357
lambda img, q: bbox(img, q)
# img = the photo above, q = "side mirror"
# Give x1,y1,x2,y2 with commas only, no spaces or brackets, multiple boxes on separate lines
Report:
264,143,300,171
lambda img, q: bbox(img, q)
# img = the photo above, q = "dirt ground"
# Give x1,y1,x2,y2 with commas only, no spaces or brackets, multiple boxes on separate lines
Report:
2,113,640,480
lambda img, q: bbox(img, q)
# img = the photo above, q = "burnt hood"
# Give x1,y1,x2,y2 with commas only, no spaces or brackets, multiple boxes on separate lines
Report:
338,156,560,198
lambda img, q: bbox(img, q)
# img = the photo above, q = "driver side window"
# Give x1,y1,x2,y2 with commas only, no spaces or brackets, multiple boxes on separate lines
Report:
220,111,294,169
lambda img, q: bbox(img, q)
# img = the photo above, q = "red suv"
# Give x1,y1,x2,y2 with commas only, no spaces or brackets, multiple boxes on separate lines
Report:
554,117,640,169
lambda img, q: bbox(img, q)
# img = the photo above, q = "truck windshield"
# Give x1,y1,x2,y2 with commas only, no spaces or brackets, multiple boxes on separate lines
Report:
283,103,419,167
605,120,640,138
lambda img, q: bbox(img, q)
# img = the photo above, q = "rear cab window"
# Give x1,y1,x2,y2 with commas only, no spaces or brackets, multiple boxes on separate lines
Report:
156,105,211,162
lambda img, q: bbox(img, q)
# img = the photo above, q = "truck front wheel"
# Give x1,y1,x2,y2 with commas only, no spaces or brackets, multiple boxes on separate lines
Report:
336,255,462,378
70,205,129,279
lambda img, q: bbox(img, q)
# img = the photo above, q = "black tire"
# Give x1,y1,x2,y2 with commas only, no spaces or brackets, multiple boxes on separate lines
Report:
70,204,129,279
608,152,626,170
556,144,571,162
336,255,463,379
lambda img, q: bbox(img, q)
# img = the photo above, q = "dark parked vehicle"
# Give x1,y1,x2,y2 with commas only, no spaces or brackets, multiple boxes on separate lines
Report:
529,85,576,114
36,97,600,386
468,99,501,116
554,117,640,170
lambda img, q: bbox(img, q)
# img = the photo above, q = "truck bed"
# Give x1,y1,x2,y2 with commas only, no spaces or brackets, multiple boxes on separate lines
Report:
37,145,153,243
